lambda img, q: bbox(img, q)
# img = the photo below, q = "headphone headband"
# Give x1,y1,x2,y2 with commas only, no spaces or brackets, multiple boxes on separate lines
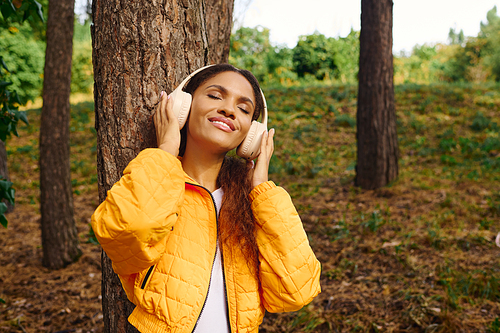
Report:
176,65,268,125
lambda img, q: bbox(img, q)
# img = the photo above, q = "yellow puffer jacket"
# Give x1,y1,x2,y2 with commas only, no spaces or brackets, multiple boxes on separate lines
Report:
91,149,321,333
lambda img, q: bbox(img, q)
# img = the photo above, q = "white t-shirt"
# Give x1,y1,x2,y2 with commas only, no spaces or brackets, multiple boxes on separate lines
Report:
193,188,230,333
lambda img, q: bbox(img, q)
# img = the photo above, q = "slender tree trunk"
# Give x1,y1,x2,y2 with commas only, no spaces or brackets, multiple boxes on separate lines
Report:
39,0,81,269
356,0,398,190
91,1,233,331
0,140,13,213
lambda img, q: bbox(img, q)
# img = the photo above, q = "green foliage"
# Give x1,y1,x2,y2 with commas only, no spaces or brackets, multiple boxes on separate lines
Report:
230,28,359,86
437,6,500,83
448,27,465,45
289,305,325,332
393,6,500,84
293,32,336,80
438,138,457,152
0,24,32,141
86,223,98,244
334,113,356,128
228,6,500,85
0,21,44,103
437,265,500,309
480,6,500,81
71,20,93,93
441,38,488,82
361,209,385,233
490,318,500,333
0,0,43,231
470,111,498,132
330,30,359,83
229,26,297,86
394,44,446,84
0,0,43,23
0,177,15,228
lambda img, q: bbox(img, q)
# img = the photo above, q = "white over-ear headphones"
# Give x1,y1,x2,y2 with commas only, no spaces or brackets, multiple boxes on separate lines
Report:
168,65,268,160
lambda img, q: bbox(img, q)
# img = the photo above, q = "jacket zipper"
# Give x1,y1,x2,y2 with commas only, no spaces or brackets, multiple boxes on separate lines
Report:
188,182,224,333
220,248,233,333
140,265,155,289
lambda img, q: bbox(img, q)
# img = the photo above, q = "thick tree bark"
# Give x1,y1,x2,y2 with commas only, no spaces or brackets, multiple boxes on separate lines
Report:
356,0,398,190
39,0,82,269
91,1,233,332
205,0,234,63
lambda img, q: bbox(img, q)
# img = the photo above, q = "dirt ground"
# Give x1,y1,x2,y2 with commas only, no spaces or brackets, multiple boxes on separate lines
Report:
1,87,500,332
0,193,103,333
1,179,499,333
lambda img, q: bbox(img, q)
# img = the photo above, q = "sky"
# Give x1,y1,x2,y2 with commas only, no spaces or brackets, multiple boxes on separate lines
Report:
234,0,500,53
75,0,500,54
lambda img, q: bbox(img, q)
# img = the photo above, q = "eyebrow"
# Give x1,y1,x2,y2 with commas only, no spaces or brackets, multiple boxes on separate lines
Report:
206,84,255,108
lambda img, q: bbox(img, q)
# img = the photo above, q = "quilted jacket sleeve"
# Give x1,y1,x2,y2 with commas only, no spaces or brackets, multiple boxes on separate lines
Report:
250,181,321,313
91,148,185,276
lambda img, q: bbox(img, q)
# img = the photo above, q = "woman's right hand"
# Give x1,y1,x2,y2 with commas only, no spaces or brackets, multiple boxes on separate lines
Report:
154,91,181,156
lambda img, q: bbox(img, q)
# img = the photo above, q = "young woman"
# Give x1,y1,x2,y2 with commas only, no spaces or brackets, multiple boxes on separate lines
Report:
91,64,321,333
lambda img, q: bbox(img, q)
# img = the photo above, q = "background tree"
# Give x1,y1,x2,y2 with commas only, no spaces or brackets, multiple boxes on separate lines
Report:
39,0,82,269
448,27,465,45
91,0,233,331
479,6,500,80
356,0,398,189
0,0,42,225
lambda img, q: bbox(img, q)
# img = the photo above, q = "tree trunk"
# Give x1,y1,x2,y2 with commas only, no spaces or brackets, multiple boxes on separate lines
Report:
356,0,398,190
91,0,233,331
0,140,13,213
39,0,81,269
205,0,234,63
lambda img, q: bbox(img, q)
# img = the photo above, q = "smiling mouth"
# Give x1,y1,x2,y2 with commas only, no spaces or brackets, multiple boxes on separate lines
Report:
209,118,235,132
211,120,232,131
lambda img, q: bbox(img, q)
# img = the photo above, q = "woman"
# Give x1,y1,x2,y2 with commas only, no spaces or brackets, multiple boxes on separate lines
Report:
91,64,321,333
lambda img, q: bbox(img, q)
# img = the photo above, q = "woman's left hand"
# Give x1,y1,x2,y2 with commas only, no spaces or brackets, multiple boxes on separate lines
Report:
248,128,275,189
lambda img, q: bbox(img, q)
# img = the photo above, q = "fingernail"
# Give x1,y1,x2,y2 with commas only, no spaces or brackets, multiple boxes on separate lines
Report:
167,94,171,100
160,91,164,98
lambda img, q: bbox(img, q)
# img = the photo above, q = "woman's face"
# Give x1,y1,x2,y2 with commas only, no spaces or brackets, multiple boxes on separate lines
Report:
186,71,256,155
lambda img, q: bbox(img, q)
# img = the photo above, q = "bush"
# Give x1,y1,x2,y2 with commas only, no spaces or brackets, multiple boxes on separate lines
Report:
334,114,356,128
0,22,45,103
470,112,498,132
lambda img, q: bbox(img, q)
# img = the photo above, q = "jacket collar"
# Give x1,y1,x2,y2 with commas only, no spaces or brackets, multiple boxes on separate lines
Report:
177,156,208,188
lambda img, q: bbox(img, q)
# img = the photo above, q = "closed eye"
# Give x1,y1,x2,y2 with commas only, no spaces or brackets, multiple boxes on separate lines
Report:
208,94,221,100
239,107,250,114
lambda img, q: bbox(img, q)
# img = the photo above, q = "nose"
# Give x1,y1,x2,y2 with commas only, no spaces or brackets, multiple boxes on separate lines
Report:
218,100,236,119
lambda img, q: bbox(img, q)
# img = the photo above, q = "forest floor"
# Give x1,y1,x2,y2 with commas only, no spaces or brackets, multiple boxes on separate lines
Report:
1,84,499,333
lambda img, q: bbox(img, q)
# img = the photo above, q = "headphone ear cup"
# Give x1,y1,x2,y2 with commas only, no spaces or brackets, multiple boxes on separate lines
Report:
237,121,267,160
169,88,192,129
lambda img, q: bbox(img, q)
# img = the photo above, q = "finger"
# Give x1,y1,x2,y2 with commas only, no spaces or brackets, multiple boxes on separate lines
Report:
267,128,275,158
164,94,175,122
246,159,255,170
154,91,165,124
259,129,268,157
